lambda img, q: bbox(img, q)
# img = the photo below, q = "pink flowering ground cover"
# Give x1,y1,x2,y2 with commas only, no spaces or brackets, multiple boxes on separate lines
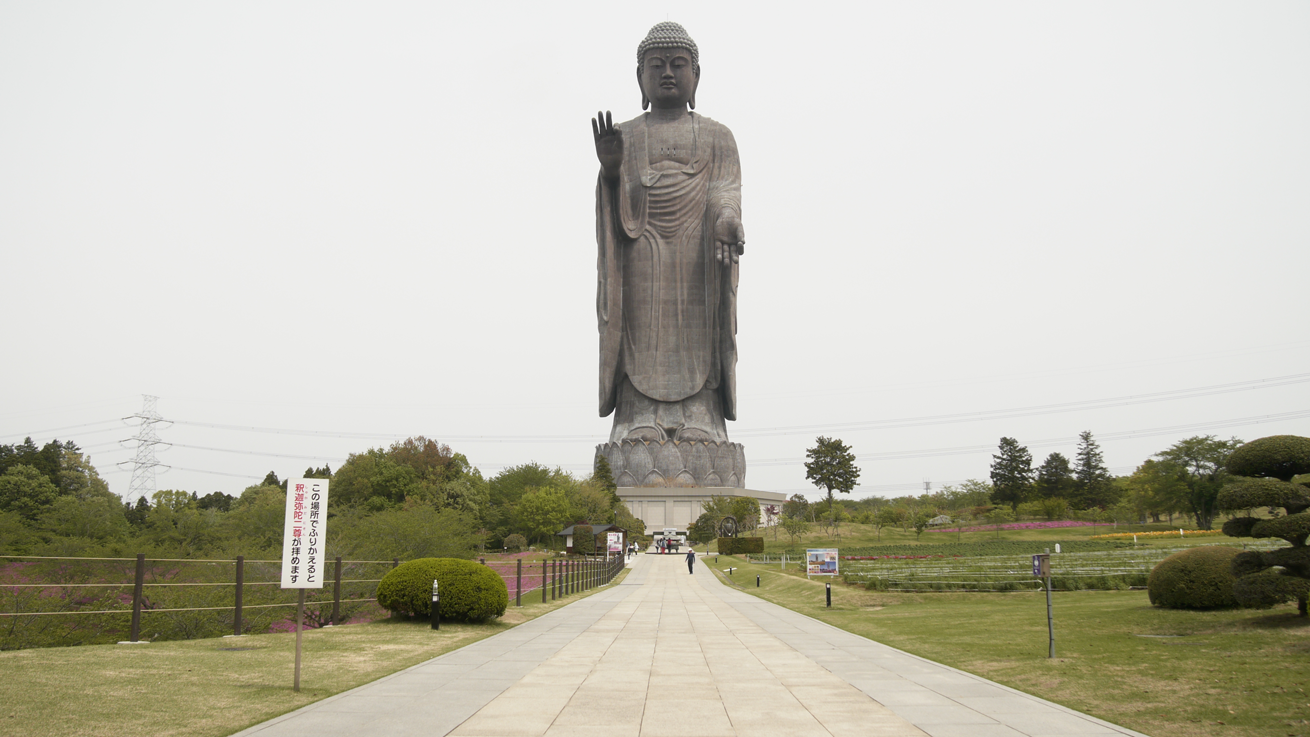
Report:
930,520,1113,533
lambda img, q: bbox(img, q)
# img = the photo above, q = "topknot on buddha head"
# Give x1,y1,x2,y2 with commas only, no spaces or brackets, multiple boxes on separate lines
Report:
637,22,699,77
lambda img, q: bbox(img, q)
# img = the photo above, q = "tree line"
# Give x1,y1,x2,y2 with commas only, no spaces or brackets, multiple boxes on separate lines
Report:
0,436,642,561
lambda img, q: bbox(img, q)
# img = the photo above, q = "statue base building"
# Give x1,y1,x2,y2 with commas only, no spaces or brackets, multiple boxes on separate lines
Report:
617,486,786,533
597,439,746,488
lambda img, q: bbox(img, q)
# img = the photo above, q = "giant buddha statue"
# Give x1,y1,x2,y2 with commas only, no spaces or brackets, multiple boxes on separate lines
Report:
592,22,747,488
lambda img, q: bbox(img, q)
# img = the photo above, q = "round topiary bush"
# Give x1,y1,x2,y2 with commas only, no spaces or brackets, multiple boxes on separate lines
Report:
1226,435,1310,482
1147,546,1242,610
376,558,508,622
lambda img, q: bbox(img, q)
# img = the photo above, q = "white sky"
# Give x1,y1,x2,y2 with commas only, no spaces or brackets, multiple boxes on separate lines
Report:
2,2,1307,502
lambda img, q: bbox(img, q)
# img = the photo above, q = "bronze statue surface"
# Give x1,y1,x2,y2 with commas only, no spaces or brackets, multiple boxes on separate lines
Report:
593,22,747,488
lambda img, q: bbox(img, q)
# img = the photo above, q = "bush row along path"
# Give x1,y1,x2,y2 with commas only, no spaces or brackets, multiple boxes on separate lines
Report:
232,552,1147,737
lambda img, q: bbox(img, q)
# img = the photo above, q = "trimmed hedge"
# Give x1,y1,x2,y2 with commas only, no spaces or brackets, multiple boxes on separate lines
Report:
1147,546,1241,610
376,558,508,622
1226,435,1310,481
717,537,764,555
1234,568,1310,609
573,525,594,554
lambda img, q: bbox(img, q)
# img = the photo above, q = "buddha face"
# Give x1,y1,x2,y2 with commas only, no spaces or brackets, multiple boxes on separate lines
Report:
638,47,698,110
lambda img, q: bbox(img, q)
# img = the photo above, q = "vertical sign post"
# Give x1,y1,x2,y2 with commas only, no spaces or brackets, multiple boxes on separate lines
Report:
281,478,329,692
1032,552,1053,658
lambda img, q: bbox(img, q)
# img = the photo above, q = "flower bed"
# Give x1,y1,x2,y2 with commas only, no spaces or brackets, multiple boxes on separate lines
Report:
1091,530,1223,540
930,520,1113,533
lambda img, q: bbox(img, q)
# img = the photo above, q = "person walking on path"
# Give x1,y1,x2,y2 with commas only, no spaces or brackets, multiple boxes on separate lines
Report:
685,547,695,574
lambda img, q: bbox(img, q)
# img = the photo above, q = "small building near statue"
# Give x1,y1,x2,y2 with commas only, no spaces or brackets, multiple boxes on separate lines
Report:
618,487,786,532
556,524,627,555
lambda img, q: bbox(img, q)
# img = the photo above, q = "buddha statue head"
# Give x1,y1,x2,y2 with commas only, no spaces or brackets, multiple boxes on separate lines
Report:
636,22,700,111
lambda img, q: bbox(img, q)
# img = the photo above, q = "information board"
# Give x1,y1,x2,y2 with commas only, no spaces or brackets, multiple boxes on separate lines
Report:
806,548,839,577
280,479,329,588
607,531,623,553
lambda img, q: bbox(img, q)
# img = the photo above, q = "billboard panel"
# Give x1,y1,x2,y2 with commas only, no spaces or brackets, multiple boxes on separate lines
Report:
806,548,839,577
280,479,329,588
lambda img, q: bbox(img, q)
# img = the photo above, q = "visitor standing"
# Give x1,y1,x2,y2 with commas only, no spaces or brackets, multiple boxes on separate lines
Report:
686,547,695,575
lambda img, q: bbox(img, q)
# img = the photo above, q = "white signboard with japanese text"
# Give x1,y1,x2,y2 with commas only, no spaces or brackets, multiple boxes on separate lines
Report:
806,548,839,577
607,531,623,553
280,479,329,588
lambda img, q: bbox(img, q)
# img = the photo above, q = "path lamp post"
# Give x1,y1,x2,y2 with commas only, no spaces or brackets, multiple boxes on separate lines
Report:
825,582,831,608
431,580,440,630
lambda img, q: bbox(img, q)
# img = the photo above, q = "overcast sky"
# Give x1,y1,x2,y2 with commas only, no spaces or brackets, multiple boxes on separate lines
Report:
2,2,1307,503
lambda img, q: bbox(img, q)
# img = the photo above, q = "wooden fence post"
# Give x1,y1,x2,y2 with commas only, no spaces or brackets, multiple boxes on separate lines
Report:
233,555,244,636
542,559,547,603
129,553,145,642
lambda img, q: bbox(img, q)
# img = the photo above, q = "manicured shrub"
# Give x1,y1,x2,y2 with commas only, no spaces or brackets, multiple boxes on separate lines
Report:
1219,435,1310,616
716,537,764,555
573,525,594,554
1147,546,1241,610
503,533,527,552
376,558,507,622
1226,435,1310,481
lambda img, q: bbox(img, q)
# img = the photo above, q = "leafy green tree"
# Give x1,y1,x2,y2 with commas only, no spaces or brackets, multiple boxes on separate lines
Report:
223,485,287,553
1125,459,1187,523
730,496,761,535
782,494,809,520
1073,431,1116,508
940,479,993,510
0,464,60,521
0,510,33,553
1034,452,1074,500
261,471,288,491
911,511,933,540
566,482,614,524
331,451,420,510
513,486,571,544
987,506,1015,538
804,436,860,537
302,464,333,479
614,503,645,539
780,516,810,545
0,438,67,490
689,512,718,544
39,494,129,542
196,492,235,512
1154,435,1244,530
334,504,480,561
990,437,1034,513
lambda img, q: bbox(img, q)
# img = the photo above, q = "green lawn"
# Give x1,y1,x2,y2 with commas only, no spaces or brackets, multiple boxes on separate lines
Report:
710,554,1310,737
0,570,627,737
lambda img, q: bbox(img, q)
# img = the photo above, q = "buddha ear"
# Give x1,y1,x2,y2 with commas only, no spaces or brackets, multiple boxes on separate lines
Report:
637,67,649,110
689,71,700,110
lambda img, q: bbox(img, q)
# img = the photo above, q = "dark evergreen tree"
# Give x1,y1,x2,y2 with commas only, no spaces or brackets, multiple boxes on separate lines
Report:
1034,452,1074,500
1073,431,1115,508
989,437,1034,513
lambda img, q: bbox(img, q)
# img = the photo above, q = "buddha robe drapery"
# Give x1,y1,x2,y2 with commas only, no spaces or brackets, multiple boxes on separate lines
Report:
596,112,741,441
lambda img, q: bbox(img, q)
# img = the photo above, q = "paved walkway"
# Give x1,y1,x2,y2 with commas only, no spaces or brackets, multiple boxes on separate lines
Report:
233,554,1147,737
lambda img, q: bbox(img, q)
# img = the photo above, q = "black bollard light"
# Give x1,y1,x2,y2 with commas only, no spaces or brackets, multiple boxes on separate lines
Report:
825,582,831,608
431,580,440,630
756,575,760,588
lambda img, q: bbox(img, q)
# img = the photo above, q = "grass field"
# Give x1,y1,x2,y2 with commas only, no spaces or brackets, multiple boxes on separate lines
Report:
0,570,627,737
709,553,1310,737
